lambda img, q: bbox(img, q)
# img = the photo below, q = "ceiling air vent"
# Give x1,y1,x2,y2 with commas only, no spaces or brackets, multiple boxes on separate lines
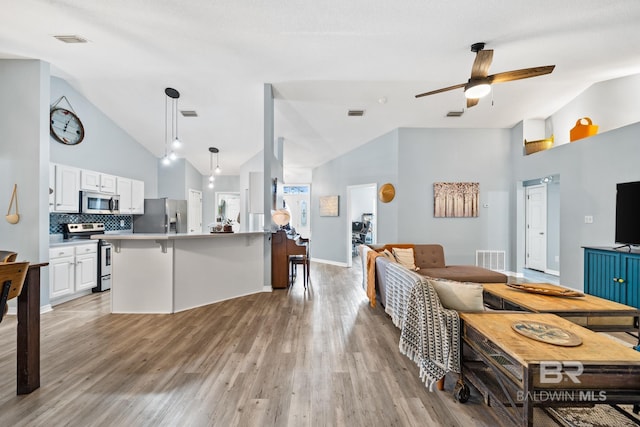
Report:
53,35,88,43
446,110,464,117
180,110,198,117
348,109,365,117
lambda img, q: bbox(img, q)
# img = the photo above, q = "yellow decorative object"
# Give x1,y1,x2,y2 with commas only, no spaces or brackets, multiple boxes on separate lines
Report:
570,117,598,142
378,183,395,203
524,135,554,155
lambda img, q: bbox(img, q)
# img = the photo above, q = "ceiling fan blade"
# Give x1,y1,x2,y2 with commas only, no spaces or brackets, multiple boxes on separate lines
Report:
415,82,466,98
488,65,555,84
471,49,493,79
466,98,479,108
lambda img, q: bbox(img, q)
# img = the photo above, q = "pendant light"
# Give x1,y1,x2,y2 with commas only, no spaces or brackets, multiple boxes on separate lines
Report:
214,149,222,174
208,147,218,189
162,87,180,165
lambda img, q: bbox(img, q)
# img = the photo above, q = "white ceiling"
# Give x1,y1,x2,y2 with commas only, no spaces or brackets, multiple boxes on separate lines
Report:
3,0,640,176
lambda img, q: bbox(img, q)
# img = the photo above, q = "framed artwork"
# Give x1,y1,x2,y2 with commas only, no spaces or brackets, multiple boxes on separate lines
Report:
319,195,339,217
434,182,479,218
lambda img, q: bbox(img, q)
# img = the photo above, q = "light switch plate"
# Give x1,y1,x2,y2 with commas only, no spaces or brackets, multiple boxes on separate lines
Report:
584,215,593,224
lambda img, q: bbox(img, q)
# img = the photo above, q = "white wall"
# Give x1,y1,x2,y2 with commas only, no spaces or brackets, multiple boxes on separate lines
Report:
548,73,640,146
50,77,158,197
0,59,51,305
312,130,399,264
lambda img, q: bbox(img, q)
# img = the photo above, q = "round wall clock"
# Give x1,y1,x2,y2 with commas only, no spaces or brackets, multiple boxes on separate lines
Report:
50,108,85,145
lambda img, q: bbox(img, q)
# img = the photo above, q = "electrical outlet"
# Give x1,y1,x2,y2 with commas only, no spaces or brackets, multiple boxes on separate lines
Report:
120,220,125,227
584,215,593,224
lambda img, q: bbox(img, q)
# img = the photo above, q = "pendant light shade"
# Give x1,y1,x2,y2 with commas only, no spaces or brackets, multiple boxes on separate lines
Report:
161,87,181,165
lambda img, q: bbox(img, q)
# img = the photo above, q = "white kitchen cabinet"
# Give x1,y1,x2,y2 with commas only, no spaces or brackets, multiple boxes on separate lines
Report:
117,177,145,214
53,164,80,212
131,179,145,214
74,243,98,291
49,246,75,299
81,170,117,194
49,242,98,302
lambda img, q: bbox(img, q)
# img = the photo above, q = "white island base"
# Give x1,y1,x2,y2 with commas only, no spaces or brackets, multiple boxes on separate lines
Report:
99,232,268,314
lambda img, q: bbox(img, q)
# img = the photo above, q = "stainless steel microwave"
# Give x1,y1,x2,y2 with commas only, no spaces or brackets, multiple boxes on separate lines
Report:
80,191,120,214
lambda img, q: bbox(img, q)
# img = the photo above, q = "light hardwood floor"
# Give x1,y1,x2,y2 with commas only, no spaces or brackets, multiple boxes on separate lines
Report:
1,261,535,427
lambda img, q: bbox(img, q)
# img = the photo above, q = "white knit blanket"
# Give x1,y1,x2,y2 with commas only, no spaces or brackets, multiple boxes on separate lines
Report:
386,263,461,390
384,262,418,329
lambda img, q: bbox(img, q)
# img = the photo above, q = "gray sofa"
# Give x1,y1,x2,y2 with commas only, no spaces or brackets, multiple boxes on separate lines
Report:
368,244,507,307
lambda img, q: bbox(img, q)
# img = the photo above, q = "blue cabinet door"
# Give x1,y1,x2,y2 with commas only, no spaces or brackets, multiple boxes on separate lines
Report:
621,254,640,309
584,249,623,303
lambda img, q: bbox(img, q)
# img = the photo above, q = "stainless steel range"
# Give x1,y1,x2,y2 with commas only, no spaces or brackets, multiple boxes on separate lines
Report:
63,222,111,292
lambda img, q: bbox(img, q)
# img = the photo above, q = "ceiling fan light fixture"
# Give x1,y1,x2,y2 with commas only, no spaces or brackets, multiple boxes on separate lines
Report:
464,81,491,99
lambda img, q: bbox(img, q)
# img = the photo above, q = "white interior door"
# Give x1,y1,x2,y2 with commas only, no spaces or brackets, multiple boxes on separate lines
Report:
526,184,547,271
188,189,202,234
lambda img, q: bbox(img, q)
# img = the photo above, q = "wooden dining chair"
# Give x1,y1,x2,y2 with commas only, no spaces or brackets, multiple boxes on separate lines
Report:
0,261,30,323
0,251,18,263
289,237,310,289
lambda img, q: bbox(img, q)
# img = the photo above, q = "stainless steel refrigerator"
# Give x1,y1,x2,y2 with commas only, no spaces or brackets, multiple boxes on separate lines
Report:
133,198,188,233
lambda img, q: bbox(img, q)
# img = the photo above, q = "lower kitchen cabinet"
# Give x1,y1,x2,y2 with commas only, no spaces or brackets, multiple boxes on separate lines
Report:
49,242,98,302
584,246,640,309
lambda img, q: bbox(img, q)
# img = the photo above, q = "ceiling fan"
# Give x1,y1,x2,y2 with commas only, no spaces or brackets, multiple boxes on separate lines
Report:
415,42,555,108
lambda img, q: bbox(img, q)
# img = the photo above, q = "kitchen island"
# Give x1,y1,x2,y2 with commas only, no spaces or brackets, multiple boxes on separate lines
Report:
95,232,268,314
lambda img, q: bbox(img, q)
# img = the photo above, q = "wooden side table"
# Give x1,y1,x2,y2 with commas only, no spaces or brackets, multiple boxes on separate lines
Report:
458,312,640,427
483,283,640,342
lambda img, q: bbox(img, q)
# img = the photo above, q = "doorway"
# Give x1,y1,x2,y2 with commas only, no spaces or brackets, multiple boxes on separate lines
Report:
187,189,202,234
522,175,560,277
346,183,377,268
525,184,547,271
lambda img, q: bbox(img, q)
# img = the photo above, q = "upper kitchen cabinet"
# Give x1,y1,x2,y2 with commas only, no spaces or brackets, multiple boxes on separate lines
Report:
52,163,80,213
117,177,145,214
80,170,117,194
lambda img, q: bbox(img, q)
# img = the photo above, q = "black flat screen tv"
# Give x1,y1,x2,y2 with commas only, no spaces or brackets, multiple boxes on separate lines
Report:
615,181,640,246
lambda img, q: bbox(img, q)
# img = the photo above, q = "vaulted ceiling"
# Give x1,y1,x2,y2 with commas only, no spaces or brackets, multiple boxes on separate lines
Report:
2,1,640,176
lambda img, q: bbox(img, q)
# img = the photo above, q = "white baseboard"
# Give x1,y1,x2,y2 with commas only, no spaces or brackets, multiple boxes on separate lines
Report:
6,303,54,316
262,286,272,292
545,269,560,276
312,258,348,267
507,271,524,278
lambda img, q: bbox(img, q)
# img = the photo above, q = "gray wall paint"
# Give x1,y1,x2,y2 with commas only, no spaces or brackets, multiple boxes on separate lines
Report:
312,130,398,263
511,122,640,289
1,59,51,305
158,158,186,199
397,128,512,265
50,77,158,197
547,179,560,271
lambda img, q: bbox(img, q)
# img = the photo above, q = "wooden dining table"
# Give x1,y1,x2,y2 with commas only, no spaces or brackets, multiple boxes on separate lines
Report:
16,262,48,394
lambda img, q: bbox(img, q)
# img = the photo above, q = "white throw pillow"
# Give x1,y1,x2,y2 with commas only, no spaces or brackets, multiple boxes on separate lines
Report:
392,247,419,271
428,278,485,312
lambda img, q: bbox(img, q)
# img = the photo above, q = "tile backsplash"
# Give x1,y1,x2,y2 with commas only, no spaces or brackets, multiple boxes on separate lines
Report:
50,213,133,234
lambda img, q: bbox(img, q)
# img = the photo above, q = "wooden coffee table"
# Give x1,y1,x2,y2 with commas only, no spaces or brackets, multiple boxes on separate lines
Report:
458,312,640,427
483,283,640,341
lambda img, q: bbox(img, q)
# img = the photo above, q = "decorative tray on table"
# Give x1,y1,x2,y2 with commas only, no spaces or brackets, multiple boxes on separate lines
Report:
512,321,583,346
506,283,584,297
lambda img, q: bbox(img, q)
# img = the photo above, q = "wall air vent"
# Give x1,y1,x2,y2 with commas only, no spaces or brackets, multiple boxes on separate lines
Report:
180,110,198,117
348,109,365,117
446,110,464,117
53,35,88,43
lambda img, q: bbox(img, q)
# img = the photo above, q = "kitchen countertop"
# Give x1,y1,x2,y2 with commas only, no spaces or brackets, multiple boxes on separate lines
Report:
93,231,266,241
